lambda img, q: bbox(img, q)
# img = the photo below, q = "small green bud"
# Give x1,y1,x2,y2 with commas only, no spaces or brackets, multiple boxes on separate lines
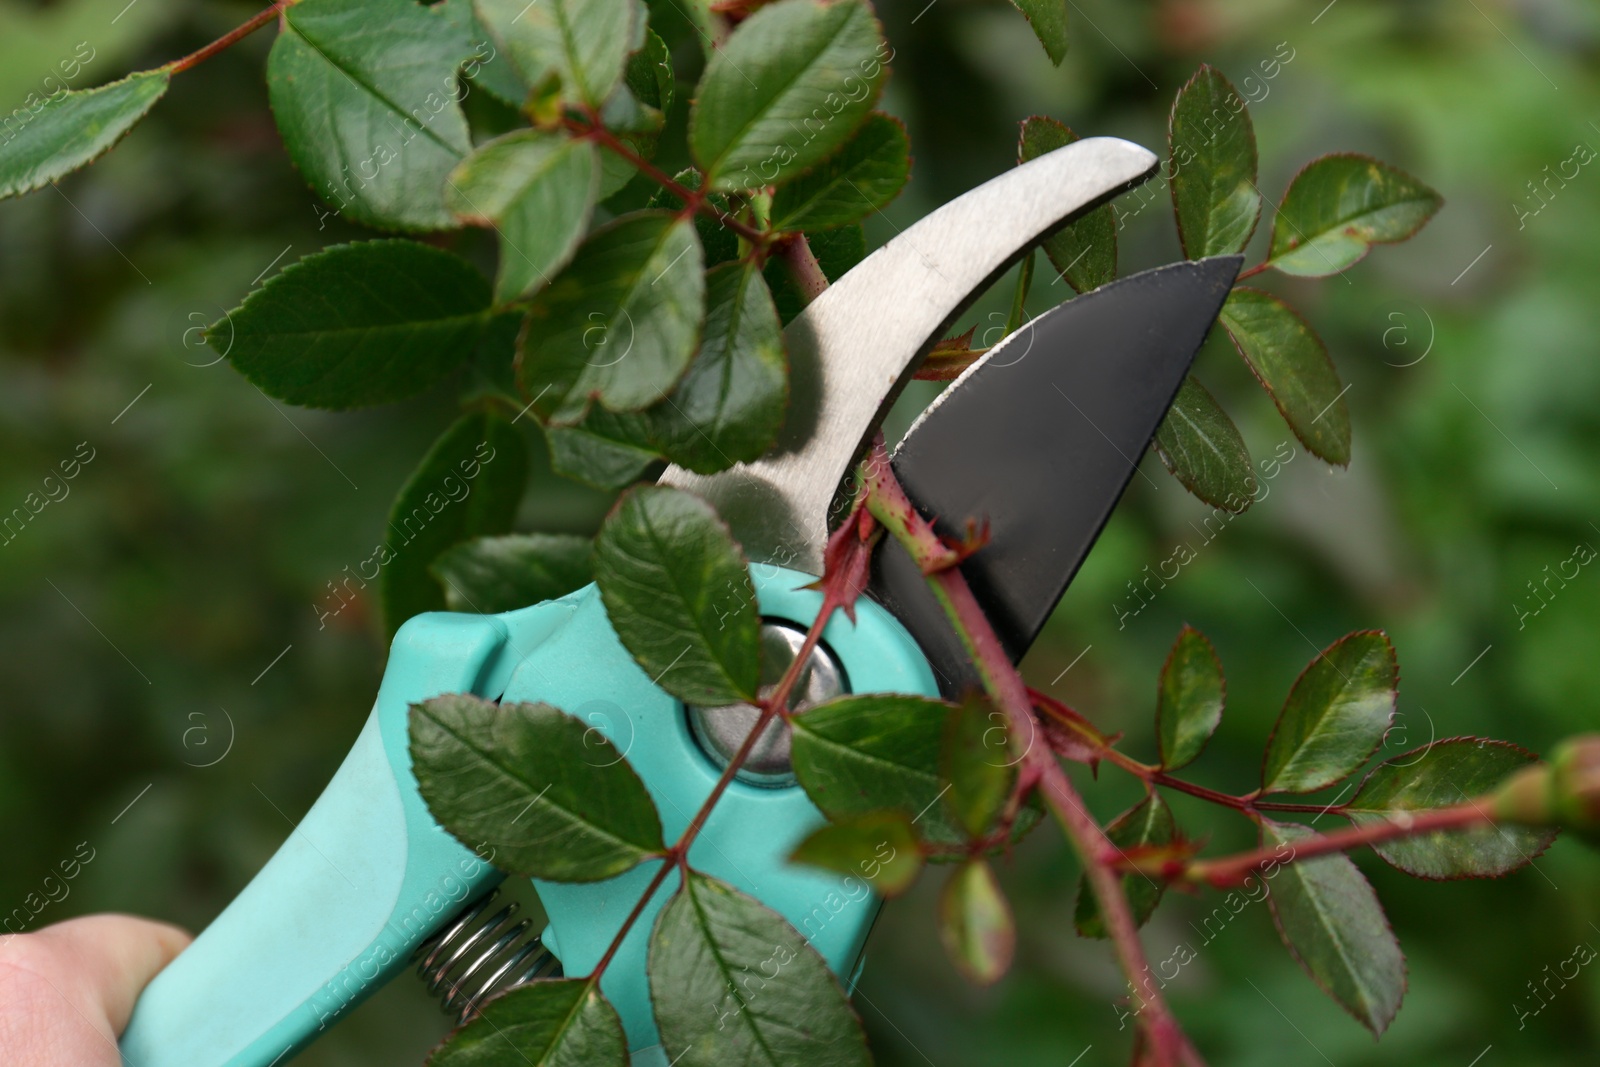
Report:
1553,734,1600,835
1491,735,1600,845
1491,762,1552,825
525,72,564,128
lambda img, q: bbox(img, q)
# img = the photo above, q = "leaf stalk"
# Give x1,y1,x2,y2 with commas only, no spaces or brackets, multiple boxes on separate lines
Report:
166,0,295,76
566,116,770,248
1173,799,1492,888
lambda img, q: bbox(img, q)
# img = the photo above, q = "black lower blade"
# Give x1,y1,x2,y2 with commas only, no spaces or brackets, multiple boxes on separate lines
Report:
868,256,1241,695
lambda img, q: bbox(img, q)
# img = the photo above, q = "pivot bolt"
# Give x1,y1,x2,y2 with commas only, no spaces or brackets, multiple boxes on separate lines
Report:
686,621,846,788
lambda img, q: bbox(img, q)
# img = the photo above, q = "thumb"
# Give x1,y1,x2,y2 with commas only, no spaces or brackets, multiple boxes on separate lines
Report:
30,914,192,1033
0,913,191,1063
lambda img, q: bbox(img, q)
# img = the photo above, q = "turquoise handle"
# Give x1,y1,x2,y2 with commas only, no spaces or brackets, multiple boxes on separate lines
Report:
119,566,936,1065
119,598,577,1066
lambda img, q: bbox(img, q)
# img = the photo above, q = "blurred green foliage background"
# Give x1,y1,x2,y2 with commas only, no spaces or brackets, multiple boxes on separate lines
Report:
3,0,1599,1062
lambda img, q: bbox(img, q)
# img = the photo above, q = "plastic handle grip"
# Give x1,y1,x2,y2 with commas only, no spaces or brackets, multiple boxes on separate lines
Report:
119,567,937,1065
119,602,575,1067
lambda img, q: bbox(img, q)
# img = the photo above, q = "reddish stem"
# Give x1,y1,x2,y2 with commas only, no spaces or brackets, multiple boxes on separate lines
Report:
860,440,1201,1066
1171,801,1491,888
1234,262,1269,281
775,234,830,307
589,563,845,980
589,857,677,978
166,0,292,75
566,117,769,248
1147,768,1252,810
1041,700,1353,817
1244,798,1350,813
935,568,1197,1063
1141,767,1343,815
858,449,959,573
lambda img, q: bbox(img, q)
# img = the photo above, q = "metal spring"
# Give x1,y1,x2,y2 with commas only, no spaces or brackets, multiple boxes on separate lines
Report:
412,887,560,1025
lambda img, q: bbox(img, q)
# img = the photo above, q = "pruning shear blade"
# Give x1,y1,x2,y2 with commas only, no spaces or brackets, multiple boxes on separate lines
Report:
868,256,1244,693
659,136,1159,574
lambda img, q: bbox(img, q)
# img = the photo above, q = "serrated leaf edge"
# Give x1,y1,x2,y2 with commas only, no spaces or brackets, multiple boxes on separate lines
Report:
1266,151,1444,275
1262,819,1409,1036
410,696,665,867
594,484,761,704
1156,623,1226,771
1220,286,1351,468
1343,735,1558,882
1259,629,1397,795
1166,63,1261,261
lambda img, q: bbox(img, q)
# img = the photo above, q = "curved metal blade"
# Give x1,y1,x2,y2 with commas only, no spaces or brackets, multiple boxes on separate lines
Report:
867,256,1242,695
659,137,1158,575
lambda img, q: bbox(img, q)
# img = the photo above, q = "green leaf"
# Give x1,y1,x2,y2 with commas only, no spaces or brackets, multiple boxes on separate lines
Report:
1167,65,1260,258
649,870,871,1067
1346,738,1555,879
1017,116,1115,292
625,27,675,114
446,131,599,303
1262,819,1406,1036
1220,288,1350,466
459,8,533,109
602,81,664,144
942,696,1014,839
474,0,637,107
519,212,705,424
939,859,1013,986
1075,791,1174,938
1268,153,1443,277
645,262,787,474
268,0,478,231
1008,0,1068,65
382,412,527,637
473,309,527,397
593,485,760,706
222,241,491,410
791,694,962,844
411,694,664,881
674,0,721,55
0,70,168,200
429,533,594,615
1156,625,1225,771
1006,250,1035,336
1261,630,1397,795
1153,370,1257,513
599,89,660,139
765,224,864,325
790,810,924,897
426,977,626,1066
545,408,661,489
768,112,910,232
690,0,886,191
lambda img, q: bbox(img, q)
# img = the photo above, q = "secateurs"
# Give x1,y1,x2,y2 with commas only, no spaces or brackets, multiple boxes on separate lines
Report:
119,134,1240,1066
